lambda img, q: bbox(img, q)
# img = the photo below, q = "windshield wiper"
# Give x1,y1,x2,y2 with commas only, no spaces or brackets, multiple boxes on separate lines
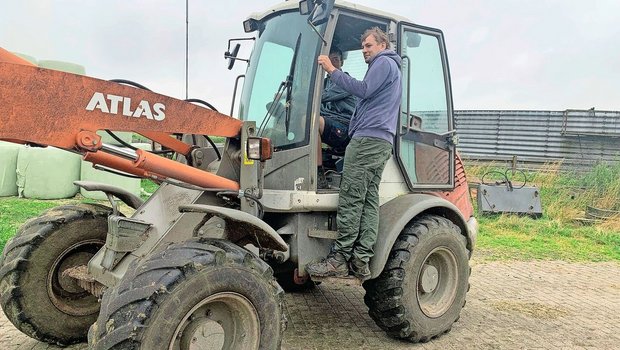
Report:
284,34,302,135
258,82,286,136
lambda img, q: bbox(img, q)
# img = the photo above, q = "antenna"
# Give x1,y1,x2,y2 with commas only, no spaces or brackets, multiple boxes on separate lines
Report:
185,0,189,99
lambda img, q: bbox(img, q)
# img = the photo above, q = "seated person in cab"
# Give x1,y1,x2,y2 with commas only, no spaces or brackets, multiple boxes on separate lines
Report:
317,46,356,188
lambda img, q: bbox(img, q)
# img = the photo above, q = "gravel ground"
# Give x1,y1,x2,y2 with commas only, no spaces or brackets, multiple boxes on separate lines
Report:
1,259,619,349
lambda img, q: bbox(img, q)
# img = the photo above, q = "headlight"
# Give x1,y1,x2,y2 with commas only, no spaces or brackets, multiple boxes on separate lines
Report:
246,137,273,161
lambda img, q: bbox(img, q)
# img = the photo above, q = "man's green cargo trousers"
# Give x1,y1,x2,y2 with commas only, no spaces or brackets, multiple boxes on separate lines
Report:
334,136,392,263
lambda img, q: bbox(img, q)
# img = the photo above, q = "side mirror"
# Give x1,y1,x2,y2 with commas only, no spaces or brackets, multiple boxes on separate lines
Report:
299,0,313,15
225,43,241,70
308,0,335,26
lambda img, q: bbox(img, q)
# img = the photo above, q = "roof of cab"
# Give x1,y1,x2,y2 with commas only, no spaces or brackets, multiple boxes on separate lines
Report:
246,0,412,25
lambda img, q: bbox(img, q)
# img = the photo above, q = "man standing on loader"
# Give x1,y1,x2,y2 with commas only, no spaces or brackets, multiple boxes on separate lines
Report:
307,27,402,281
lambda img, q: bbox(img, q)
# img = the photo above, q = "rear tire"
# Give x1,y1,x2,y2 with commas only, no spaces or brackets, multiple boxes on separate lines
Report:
363,214,470,342
88,238,285,350
0,203,110,345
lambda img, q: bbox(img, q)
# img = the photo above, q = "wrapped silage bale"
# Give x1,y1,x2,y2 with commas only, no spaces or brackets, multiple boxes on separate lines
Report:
79,164,141,200
0,141,20,196
16,146,81,199
80,162,140,201
11,52,37,65
96,130,134,146
37,59,85,75
131,142,153,151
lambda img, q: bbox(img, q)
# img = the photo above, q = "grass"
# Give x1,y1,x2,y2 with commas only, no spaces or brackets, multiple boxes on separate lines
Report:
469,162,620,262
476,215,619,261
0,180,161,253
0,197,80,253
1,167,619,262
141,179,160,199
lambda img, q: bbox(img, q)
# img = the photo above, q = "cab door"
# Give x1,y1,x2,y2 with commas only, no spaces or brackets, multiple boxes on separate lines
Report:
396,23,456,190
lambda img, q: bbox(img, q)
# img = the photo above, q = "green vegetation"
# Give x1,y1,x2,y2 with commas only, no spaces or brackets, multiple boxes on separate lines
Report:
1,166,619,262
141,179,160,199
0,197,78,253
469,162,620,262
0,180,160,253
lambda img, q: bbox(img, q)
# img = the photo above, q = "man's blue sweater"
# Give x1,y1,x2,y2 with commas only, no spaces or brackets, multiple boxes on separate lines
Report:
329,50,402,144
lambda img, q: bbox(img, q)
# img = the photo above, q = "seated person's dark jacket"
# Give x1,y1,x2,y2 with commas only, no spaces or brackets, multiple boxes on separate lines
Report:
320,75,356,125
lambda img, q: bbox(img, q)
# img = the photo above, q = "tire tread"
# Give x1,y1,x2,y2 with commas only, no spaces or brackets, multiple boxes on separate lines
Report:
363,214,470,343
89,238,284,349
0,203,111,345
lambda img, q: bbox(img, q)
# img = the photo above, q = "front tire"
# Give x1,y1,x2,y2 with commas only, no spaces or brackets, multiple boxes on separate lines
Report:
363,214,470,342
0,203,110,345
89,238,285,350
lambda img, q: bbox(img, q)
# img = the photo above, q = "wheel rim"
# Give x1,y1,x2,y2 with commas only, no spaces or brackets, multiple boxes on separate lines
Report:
47,239,105,316
170,292,261,350
417,247,459,318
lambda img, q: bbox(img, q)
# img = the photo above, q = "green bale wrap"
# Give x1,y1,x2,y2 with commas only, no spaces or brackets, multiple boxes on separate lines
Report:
16,147,81,199
0,141,20,196
80,158,141,200
96,131,134,146
37,59,85,75
11,52,37,65
131,142,153,151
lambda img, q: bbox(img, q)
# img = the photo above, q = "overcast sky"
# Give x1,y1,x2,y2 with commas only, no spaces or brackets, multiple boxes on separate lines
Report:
1,0,618,113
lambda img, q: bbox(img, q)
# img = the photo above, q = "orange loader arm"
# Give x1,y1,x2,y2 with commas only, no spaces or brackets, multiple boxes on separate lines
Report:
0,48,242,190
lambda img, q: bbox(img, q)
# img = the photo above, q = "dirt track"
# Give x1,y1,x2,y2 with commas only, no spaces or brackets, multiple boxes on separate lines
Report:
1,259,619,349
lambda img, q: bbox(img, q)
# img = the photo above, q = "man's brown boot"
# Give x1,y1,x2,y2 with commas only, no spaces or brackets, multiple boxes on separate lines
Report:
306,251,349,277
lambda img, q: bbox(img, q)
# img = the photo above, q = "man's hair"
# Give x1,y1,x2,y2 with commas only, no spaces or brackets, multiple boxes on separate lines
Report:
329,46,343,60
361,27,390,49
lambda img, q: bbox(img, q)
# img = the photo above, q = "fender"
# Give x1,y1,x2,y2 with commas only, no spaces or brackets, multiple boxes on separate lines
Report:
370,193,476,279
74,180,144,210
179,204,288,252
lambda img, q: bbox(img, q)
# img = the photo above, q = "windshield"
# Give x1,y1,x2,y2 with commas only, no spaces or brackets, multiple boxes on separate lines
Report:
238,11,323,150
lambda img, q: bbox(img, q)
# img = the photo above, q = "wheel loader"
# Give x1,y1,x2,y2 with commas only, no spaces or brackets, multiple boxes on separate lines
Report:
0,0,478,349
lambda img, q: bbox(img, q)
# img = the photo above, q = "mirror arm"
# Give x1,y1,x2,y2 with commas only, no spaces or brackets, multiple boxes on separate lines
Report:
227,37,256,52
307,21,327,45
224,56,250,63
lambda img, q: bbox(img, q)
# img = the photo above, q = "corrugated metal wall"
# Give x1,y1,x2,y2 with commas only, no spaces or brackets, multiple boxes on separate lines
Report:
454,110,620,171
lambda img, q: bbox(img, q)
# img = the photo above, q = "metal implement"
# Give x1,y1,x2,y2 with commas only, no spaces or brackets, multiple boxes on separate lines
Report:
477,184,542,217
477,169,542,217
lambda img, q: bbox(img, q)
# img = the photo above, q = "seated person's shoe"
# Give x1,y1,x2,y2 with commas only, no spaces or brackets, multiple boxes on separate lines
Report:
317,166,329,189
306,252,349,277
349,257,371,281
